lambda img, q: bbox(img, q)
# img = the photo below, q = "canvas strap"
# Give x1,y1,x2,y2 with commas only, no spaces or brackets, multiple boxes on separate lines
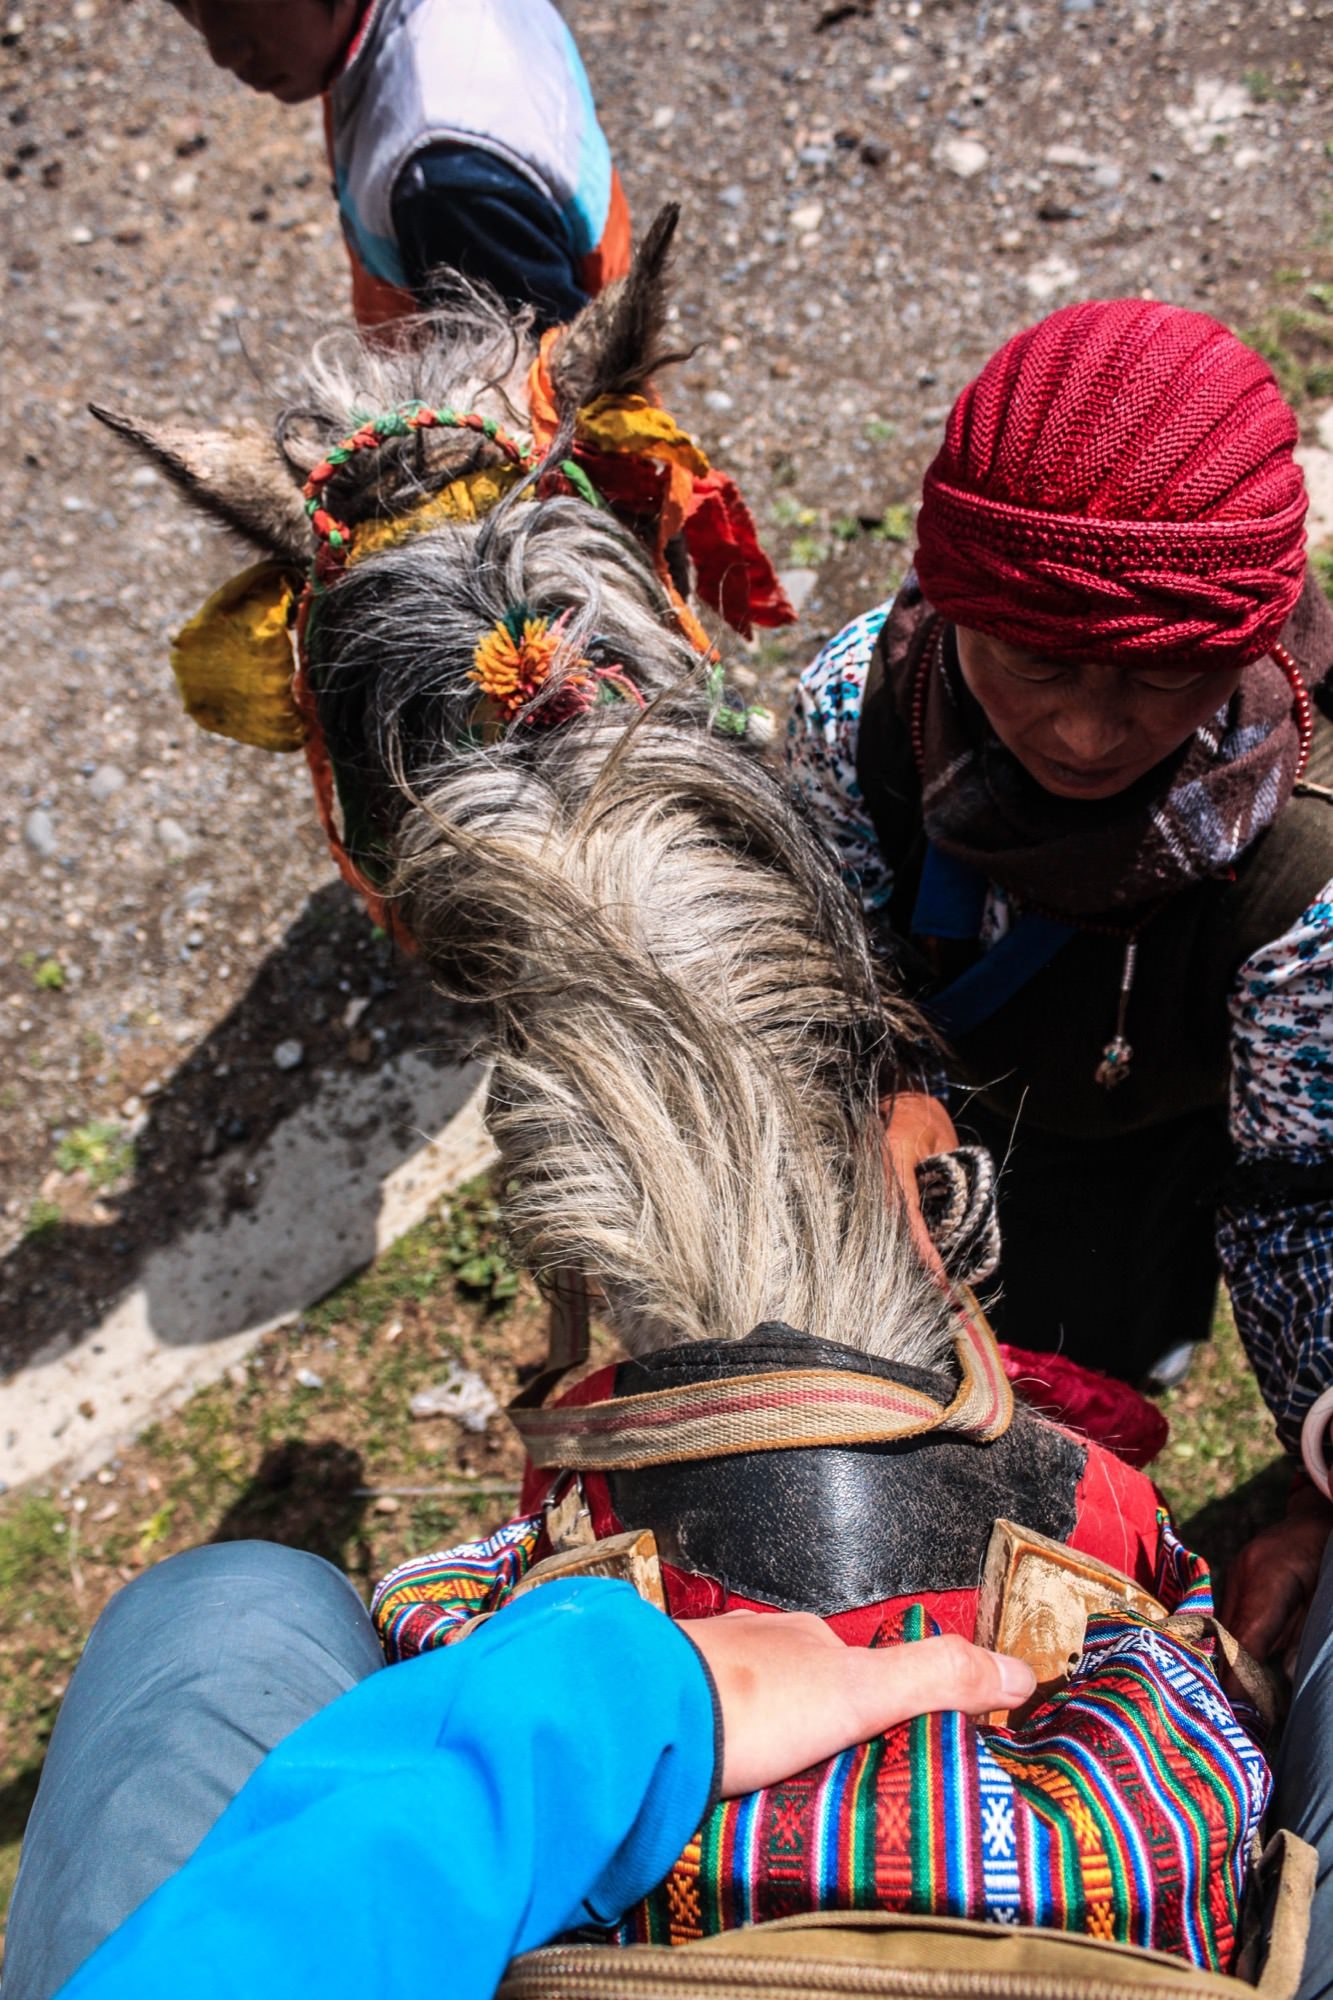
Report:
508,1285,1013,1471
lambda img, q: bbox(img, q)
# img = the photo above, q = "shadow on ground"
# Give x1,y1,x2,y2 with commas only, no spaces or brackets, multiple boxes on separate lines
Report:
0,883,477,1377
209,1437,375,1576
1179,1458,1291,1590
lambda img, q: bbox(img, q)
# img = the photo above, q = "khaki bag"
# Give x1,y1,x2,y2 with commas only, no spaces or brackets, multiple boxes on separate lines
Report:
500,1828,1314,2000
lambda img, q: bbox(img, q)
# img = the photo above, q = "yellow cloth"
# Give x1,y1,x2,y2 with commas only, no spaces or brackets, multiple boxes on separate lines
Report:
170,561,305,752
575,395,710,477
350,466,530,561
171,468,533,755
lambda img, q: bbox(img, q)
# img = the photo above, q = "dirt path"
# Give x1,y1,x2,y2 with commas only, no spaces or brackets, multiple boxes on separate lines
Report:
2,0,1331,1395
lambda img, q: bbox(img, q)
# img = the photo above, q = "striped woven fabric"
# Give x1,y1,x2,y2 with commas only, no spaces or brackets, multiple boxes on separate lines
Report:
371,1514,544,1659
617,1525,1268,1973
370,1510,1266,1974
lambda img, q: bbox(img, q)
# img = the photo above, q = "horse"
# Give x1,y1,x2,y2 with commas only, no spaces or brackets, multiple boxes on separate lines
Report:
96,216,1300,1994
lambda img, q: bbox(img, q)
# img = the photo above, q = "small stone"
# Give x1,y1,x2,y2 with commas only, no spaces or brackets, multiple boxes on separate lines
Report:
935,135,988,179
717,183,745,209
156,817,194,861
294,1367,323,1390
860,139,890,168
650,105,675,131
703,389,734,414
1023,252,1081,302
342,995,371,1030
1089,161,1122,191
1044,143,1095,168
68,225,93,245
789,200,824,235
23,808,57,858
777,568,819,616
273,1039,304,1071
89,763,126,803
373,1494,401,1515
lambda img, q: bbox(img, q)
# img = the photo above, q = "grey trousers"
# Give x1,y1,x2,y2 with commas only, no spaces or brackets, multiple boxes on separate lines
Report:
1273,1534,1333,2000
3,1542,384,2000
7,1536,1333,1998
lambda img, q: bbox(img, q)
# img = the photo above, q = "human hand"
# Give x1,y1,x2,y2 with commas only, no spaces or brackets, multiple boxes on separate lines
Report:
1221,1482,1333,1667
879,1092,961,1281
679,1609,1036,1796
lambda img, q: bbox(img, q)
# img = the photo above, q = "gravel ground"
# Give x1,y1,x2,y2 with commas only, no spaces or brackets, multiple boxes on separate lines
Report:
2,0,1331,1373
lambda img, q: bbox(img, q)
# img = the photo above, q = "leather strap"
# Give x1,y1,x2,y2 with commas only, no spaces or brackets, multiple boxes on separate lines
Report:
508,1286,1013,1470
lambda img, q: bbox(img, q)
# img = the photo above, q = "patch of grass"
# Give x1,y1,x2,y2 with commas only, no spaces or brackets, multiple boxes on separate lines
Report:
1312,547,1333,603
1153,1294,1286,1581
1243,69,1273,103
788,533,827,568
0,1499,67,1608
864,418,897,446
1240,299,1333,409
770,494,819,531
32,959,64,993
873,502,914,545
23,1199,63,1243
54,1120,134,1190
438,1183,520,1306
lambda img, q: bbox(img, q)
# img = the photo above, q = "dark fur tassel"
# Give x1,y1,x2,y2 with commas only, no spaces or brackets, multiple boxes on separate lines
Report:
548,203,692,418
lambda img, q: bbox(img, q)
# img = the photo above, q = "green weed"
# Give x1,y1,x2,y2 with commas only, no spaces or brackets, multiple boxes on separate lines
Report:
32,959,65,993
1240,301,1333,408
873,503,914,545
439,1183,520,1306
770,494,819,530
23,1199,63,1243
54,1120,134,1190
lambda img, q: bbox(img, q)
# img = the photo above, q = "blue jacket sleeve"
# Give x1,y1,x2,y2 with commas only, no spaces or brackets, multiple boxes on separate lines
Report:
392,144,589,329
57,1580,717,1999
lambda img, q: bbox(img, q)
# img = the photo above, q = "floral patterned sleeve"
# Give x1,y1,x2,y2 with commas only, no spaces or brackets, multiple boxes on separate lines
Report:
1218,880,1333,1452
785,604,897,919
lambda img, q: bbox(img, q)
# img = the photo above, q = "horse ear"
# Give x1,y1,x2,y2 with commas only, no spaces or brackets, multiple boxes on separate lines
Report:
89,403,312,564
549,202,691,414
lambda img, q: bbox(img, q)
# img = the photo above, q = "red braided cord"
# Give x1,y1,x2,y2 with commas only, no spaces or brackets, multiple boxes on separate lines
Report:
301,404,536,587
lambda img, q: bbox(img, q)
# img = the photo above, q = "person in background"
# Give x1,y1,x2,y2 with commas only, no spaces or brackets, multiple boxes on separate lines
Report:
786,298,1333,1663
167,0,630,329
2,1542,1032,1998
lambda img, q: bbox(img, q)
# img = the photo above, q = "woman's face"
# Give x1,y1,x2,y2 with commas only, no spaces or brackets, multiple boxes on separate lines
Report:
954,627,1245,801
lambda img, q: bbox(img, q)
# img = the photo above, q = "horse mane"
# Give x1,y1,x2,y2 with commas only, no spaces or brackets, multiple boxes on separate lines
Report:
384,578,950,1368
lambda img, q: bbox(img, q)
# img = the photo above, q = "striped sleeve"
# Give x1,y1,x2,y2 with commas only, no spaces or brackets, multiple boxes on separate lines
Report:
786,604,897,918
1219,879,1333,1449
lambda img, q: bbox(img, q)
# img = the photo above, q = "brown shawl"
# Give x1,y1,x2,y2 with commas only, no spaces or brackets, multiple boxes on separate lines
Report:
882,567,1333,919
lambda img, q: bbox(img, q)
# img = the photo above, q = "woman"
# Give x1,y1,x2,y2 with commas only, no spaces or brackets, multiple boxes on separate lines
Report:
787,297,1333,1661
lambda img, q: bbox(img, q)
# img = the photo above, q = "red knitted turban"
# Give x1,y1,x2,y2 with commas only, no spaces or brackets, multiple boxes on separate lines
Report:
914,299,1308,668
